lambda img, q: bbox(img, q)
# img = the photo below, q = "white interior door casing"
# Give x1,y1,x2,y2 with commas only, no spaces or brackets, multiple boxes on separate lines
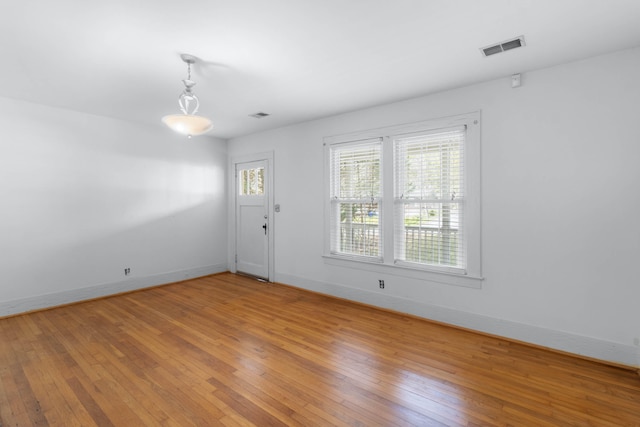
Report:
234,159,271,280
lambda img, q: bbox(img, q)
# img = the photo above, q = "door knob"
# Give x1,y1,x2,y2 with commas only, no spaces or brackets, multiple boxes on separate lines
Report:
262,223,267,235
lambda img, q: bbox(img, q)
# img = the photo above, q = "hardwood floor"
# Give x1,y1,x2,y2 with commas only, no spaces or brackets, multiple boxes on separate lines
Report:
1,273,638,426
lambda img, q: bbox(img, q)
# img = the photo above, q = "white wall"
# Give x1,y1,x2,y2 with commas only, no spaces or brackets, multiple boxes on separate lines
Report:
228,47,640,367
0,98,228,316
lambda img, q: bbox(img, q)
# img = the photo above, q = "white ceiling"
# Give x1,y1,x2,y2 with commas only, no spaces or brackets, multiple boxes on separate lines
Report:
2,0,640,139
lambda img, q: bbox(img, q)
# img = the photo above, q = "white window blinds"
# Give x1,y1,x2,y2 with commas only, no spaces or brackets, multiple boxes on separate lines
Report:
329,139,382,259
393,127,466,272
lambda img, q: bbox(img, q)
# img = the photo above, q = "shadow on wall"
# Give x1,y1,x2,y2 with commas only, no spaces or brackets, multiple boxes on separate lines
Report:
0,96,228,307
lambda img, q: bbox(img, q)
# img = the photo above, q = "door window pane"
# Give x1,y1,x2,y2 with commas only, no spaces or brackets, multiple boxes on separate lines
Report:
239,167,264,195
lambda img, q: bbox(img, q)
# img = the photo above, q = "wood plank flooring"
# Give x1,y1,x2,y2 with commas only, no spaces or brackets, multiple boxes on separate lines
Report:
1,272,639,426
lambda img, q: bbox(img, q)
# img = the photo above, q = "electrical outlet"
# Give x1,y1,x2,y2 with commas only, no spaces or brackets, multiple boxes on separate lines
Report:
124,268,131,276
379,279,385,289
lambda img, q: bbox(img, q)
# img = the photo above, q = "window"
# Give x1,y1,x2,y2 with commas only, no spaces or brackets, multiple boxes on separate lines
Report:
324,112,481,285
329,138,382,259
239,166,264,195
394,128,466,273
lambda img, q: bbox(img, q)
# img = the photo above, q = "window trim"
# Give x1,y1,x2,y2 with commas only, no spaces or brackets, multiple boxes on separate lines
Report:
328,138,383,261
392,126,468,273
323,112,482,288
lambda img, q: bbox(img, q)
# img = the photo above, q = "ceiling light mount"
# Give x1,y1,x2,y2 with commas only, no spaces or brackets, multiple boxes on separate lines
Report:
180,53,197,64
162,54,213,138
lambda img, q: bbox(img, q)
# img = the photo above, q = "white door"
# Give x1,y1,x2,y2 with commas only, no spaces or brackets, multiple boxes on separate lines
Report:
236,160,269,279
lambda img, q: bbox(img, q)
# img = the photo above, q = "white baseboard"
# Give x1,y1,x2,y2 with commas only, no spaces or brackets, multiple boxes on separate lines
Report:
275,273,639,368
0,263,228,317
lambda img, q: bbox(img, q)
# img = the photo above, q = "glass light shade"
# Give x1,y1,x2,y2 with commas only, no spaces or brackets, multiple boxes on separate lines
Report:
162,114,213,137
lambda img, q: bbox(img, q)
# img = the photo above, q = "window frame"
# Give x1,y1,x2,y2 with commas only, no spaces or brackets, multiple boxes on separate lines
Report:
328,138,383,261
392,126,467,274
323,112,482,288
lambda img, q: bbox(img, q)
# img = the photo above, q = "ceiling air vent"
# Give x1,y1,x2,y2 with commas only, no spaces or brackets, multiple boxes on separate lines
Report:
481,36,525,57
249,112,270,119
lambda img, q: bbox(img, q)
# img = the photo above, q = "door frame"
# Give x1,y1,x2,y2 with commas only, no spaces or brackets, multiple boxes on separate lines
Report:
228,151,274,281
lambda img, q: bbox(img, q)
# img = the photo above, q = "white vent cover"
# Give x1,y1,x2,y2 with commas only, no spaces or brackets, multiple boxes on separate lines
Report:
481,36,525,57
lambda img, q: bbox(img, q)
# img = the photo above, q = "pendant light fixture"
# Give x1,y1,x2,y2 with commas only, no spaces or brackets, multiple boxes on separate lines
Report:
162,54,213,138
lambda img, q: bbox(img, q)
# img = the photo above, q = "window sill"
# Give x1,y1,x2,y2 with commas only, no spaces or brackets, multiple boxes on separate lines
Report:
322,255,483,289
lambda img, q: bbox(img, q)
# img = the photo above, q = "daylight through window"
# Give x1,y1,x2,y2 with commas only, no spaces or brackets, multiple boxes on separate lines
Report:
329,139,382,259
325,112,481,280
394,128,466,270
